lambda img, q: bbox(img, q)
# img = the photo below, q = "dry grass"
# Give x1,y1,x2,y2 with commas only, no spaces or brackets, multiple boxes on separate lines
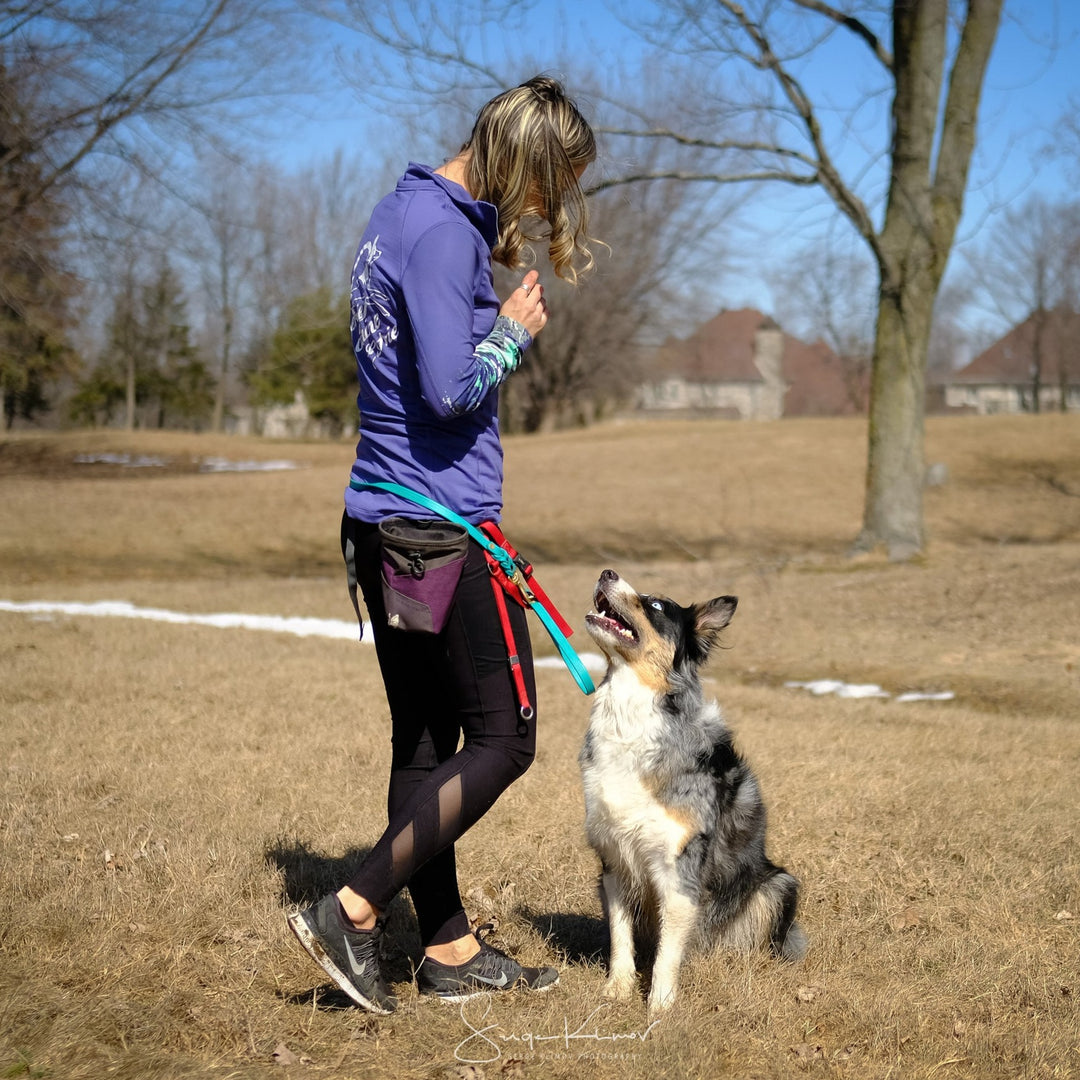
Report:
1,414,1078,1080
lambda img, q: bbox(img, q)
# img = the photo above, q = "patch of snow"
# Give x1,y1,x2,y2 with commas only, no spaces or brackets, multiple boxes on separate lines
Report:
198,457,298,473
785,679,953,703
71,453,299,473
0,599,366,641
73,452,168,467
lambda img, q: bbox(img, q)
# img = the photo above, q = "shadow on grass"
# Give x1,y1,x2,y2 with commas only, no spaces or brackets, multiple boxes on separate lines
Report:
279,984,367,1010
523,909,608,966
266,837,421,990
265,837,377,906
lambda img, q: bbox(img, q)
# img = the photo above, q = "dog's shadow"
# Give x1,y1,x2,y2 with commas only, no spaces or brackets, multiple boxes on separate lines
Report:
525,906,660,986
265,837,421,997
523,908,609,967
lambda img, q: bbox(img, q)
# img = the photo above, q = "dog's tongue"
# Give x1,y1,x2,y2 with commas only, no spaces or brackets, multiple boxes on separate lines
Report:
587,605,636,642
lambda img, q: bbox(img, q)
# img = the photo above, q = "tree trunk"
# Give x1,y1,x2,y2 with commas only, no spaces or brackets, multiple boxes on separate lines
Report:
854,0,1002,559
212,308,230,433
125,354,136,431
1030,306,1044,413
212,250,232,433
857,271,934,560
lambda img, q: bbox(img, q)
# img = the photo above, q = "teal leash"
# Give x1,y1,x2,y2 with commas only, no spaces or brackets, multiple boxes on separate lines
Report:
349,478,596,695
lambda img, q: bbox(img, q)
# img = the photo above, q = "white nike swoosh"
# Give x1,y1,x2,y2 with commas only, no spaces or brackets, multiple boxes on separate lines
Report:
344,936,370,978
469,972,509,987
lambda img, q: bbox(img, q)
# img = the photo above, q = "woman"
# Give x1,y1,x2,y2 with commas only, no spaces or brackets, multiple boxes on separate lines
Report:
288,76,597,1014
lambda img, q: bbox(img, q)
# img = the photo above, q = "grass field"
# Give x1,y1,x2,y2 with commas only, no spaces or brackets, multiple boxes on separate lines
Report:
1,414,1078,1080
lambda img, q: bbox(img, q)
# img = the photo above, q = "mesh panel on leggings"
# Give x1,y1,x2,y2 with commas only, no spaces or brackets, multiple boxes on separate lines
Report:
390,822,414,884
351,744,526,914
437,773,463,849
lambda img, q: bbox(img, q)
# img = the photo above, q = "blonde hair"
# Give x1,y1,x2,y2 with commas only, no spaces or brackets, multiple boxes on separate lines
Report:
461,76,597,283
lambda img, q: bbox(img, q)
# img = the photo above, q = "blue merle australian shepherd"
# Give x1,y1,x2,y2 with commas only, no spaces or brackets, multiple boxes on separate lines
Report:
580,569,806,1012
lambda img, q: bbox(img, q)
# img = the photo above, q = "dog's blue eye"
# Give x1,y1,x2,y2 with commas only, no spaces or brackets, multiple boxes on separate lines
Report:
650,600,664,612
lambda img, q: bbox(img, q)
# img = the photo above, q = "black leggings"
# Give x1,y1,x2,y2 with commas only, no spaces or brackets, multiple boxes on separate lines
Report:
340,512,536,947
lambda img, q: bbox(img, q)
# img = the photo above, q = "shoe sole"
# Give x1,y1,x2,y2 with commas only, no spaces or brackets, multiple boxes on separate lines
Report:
287,911,395,1015
420,976,559,1004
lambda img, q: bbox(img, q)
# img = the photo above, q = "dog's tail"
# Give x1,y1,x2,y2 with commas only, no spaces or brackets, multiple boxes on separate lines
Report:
709,867,807,961
774,914,808,962
766,870,808,962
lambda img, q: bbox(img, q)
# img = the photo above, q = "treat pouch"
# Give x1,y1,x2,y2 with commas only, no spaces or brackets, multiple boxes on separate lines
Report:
378,517,469,633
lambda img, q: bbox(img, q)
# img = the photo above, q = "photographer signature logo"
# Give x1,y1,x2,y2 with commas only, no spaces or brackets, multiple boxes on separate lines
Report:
455,994,662,1064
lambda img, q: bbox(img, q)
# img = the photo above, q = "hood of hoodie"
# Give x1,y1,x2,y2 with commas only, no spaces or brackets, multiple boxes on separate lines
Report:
399,162,499,250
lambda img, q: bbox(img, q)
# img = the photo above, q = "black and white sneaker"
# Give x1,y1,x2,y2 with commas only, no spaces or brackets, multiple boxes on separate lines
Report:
416,924,559,1003
287,894,398,1014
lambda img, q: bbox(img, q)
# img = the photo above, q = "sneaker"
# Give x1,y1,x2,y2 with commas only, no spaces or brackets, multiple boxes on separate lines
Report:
416,924,559,1002
287,894,398,1014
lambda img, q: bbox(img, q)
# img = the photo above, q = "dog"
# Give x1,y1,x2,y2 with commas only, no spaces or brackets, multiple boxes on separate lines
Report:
579,569,806,1012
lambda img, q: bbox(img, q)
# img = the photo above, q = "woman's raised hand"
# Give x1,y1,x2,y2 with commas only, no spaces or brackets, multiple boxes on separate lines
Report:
500,270,548,338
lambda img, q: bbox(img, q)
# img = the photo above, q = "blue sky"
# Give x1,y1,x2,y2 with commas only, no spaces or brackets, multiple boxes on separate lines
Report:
259,0,1080,326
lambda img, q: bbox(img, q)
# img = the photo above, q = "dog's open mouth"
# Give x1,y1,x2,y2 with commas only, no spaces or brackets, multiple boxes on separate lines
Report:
586,589,637,643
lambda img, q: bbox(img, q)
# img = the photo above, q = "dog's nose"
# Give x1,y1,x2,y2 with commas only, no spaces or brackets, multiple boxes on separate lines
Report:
600,569,619,583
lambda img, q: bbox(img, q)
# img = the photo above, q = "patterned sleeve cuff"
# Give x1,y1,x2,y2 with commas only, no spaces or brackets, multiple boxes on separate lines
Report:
448,314,534,415
494,315,533,354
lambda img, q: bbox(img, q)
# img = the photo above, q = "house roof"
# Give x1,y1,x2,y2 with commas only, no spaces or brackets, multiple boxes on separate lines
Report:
651,308,766,382
647,307,865,416
952,308,1080,384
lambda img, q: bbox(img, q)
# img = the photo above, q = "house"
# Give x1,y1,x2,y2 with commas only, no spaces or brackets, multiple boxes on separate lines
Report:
943,308,1080,414
638,308,866,420
228,390,354,438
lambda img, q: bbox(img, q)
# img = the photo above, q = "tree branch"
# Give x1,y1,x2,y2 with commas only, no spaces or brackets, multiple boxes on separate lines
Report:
596,126,821,171
6,0,236,216
787,0,893,70
717,0,885,269
930,0,1005,279
586,169,818,195
324,0,507,104
0,1,62,43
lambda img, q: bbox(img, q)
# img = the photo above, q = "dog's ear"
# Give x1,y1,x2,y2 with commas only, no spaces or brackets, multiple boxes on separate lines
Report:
692,596,737,658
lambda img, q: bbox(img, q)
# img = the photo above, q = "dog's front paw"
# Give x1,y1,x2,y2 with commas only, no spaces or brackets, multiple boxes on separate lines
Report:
601,973,636,1002
647,982,678,1014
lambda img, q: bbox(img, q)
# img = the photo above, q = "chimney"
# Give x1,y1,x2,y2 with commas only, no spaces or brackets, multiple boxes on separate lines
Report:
752,316,787,420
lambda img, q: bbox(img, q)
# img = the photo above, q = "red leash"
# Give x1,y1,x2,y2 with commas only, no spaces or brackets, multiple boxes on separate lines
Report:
479,522,572,721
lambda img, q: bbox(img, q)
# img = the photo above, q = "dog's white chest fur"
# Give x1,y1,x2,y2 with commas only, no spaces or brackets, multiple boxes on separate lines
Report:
580,666,696,868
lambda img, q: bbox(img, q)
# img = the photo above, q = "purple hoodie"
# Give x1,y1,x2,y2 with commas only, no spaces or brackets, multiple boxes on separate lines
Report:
343,162,529,525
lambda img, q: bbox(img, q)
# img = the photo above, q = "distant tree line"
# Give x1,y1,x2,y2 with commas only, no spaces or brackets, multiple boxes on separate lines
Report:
0,0,366,435
0,4,730,437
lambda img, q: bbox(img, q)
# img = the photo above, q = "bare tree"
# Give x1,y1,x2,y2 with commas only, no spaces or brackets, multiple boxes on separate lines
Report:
2,0,319,424
0,1,309,222
218,152,385,432
187,153,259,432
316,0,1005,559
498,172,731,432
599,1,1004,558
772,238,875,412
965,193,1078,411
